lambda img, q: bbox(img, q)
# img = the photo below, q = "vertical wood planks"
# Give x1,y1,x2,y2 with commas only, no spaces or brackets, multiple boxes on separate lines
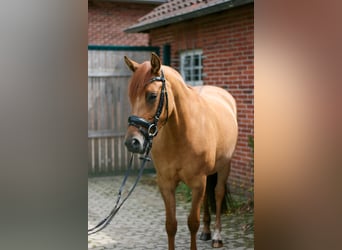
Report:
88,49,155,175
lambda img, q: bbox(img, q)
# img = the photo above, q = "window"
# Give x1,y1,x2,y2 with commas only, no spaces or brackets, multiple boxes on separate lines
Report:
180,50,203,86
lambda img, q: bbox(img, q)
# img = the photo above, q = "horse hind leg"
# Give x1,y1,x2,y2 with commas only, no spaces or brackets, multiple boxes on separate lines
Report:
212,181,225,248
200,173,218,241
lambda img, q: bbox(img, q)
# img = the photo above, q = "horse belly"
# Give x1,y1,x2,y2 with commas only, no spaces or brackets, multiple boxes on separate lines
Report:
196,86,238,171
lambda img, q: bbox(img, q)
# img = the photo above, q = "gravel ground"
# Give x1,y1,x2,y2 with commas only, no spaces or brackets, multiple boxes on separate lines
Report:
88,174,254,250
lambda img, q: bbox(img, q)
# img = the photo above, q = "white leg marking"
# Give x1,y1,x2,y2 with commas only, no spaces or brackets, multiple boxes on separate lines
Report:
212,229,222,241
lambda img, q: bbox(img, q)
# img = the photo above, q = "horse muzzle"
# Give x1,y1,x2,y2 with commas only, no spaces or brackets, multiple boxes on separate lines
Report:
124,133,145,154
125,115,159,152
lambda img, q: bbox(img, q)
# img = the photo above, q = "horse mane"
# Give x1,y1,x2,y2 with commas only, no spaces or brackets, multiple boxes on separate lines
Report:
163,66,193,90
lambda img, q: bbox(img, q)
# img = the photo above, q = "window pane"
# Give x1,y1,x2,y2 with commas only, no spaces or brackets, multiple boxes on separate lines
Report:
193,69,199,80
184,56,191,67
193,55,200,66
184,69,191,81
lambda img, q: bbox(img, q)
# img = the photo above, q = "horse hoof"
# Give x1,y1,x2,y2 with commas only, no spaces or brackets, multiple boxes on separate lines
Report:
199,232,211,241
212,240,223,248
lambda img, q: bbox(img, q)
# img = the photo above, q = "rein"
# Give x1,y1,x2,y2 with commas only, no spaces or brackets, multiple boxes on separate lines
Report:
88,148,151,235
88,69,168,235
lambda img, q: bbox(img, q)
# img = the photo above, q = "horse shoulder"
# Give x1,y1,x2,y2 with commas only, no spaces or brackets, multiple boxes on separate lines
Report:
194,85,237,119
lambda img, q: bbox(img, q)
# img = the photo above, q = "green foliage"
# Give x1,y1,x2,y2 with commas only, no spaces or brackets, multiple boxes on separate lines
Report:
248,135,254,168
246,135,254,195
248,135,254,153
245,135,254,231
176,182,192,202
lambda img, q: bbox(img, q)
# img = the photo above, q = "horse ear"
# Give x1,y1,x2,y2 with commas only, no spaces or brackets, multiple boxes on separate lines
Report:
124,56,139,72
150,52,161,74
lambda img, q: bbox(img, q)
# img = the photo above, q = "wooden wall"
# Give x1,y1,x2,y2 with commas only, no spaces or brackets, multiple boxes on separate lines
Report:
88,47,158,175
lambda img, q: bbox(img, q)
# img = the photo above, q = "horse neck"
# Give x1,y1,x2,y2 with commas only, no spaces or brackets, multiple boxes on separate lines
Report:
164,68,196,134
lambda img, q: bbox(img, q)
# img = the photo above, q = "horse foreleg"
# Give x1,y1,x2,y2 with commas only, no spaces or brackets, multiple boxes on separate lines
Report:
188,176,206,250
159,183,177,250
212,171,229,248
199,192,211,241
212,185,224,248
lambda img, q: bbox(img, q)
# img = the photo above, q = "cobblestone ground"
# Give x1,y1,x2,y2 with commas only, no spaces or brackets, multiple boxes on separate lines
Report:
88,174,254,250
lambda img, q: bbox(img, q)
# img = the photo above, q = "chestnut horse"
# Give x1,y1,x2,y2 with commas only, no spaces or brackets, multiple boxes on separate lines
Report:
124,53,238,250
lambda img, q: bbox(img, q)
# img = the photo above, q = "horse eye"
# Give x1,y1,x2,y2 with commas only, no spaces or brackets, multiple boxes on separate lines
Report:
146,92,157,103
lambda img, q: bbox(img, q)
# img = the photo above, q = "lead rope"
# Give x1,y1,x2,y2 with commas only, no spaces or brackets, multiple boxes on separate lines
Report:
88,141,152,235
89,69,166,235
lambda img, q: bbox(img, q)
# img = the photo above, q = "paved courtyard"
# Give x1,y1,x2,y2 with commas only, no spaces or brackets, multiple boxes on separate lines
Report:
88,174,254,250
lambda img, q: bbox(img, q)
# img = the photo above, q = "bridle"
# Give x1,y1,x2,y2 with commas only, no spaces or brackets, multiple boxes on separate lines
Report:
127,69,169,153
88,69,168,236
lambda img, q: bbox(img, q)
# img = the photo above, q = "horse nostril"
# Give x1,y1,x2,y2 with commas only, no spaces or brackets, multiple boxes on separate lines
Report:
125,137,143,153
131,138,140,148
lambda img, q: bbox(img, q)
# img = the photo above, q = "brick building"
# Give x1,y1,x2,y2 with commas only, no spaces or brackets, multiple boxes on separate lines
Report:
88,0,166,46
125,0,254,193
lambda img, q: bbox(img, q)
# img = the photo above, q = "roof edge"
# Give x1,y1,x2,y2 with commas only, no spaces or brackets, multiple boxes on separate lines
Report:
125,0,253,33
104,0,167,4
88,45,160,52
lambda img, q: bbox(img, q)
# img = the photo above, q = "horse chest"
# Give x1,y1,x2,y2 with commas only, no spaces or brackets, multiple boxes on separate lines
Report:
152,141,215,177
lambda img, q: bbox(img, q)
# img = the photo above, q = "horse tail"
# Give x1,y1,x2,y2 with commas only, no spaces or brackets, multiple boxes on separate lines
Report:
206,173,235,214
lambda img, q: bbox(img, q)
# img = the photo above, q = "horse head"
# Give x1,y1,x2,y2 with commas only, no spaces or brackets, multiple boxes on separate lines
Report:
123,53,173,154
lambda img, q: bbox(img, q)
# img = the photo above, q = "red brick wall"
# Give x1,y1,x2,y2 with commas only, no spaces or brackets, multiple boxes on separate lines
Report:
88,1,156,45
149,4,254,193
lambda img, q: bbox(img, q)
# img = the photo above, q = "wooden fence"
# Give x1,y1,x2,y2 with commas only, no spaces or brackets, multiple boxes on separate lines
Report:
88,46,159,175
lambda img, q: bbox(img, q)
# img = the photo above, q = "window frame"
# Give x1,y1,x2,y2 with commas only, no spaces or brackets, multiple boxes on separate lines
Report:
180,49,203,86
